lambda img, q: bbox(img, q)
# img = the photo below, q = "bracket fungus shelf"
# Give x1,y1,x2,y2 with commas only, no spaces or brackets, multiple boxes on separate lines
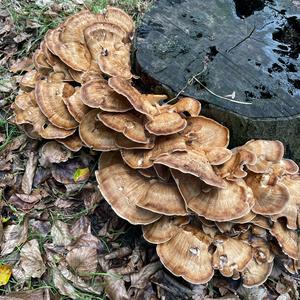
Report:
134,0,300,162
12,5,300,289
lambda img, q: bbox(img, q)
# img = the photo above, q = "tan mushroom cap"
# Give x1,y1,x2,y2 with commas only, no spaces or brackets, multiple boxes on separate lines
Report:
13,92,75,139
173,97,201,116
231,211,256,224
270,221,298,260
214,222,234,233
33,48,52,74
172,170,254,221
79,110,118,151
63,87,90,123
212,236,253,277
143,216,189,244
98,111,151,144
157,225,214,284
96,152,159,225
145,112,187,136
250,215,272,230
35,80,78,129
156,150,226,188
20,70,42,91
59,10,100,44
121,134,186,169
108,77,168,116
271,175,300,230
153,164,171,182
243,140,284,173
216,147,257,180
242,259,273,287
115,134,155,150
56,134,83,152
69,68,102,84
204,147,233,166
181,116,230,149
245,173,289,215
97,151,186,220
104,6,135,37
81,79,132,111
46,28,91,72
250,237,274,264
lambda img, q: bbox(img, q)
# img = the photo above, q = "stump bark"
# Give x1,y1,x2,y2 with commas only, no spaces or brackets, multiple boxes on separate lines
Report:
134,0,300,161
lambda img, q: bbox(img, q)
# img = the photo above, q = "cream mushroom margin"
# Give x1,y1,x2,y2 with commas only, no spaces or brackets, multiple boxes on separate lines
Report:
12,7,300,287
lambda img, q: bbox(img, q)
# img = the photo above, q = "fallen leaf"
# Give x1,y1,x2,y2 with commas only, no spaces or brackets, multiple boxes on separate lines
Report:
0,265,12,286
1,219,28,256
70,216,91,238
52,268,79,300
73,167,90,183
22,151,38,194
66,246,98,276
81,184,103,212
39,141,72,167
29,219,51,237
105,274,129,300
13,239,46,281
9,57,33,73
0,288,50,299
51,220,72,247
13,32,31,43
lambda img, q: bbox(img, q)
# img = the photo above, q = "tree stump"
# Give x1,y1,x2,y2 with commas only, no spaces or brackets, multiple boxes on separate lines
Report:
134,0,300,162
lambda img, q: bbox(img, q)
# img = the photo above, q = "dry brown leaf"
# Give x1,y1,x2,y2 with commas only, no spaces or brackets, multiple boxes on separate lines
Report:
1,219,28,256
0,288,50,300
21,151,38,195
9,57,33,73
13,239,46,281
51,220,72,247
39,141,72,167
105,274,129,300
69,216,91,238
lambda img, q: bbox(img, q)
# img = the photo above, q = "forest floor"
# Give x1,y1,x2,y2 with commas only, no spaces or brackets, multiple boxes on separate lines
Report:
0,0,298,299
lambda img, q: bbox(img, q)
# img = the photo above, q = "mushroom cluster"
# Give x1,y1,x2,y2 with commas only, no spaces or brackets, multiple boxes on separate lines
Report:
12,7,299,288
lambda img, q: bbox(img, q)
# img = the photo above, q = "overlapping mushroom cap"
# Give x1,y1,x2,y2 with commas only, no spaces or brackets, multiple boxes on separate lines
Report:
12,5,300,289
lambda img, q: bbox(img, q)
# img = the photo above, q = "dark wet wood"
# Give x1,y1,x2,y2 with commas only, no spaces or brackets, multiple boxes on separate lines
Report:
135,0,300,161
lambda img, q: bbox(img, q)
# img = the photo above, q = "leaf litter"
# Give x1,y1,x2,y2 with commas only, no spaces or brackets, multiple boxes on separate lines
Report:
0,0,299,299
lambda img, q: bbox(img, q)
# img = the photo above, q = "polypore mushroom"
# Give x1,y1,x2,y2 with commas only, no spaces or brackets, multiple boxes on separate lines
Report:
212,236,253,277
271,175,300,230
157,224,214,284
79,110,118,151
63,87,90,123
96,152,187,224
172,170,254,221
81,79,132,111
142,215,189,244
20,70,42,91
245,172,289,215
98,111,152,144
270,221,298,260
35,80,78,129
242,140,284,173
56,134,83,152
115,134,155,150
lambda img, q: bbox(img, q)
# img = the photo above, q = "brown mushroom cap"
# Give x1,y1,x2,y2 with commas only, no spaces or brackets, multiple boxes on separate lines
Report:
181,116,230,149
56,134,83,152
174,97,201,116
243,140,284,173
98,111,151,144
115,134,155,150
212,236,253,277
63,87,90,122
231,211,256,224
242,259,273,287
204,147,233,166
216,147,257,179
108,77,168,116
155,150,226,188
250,215,272,230
121,134,186,169
13,92,75,139
35,80,78,129
271,175,300,230
46,27,91,72
245,173,289,215
33,48,52,74
96,152,186,223
81,79,132,111
59,10,100,44
157,225,214,284
79,110,118,151
172,170,254,221
270,221,298,259
20,70,42,91
142,216,189,244
145,112,187,136
104,6,135,37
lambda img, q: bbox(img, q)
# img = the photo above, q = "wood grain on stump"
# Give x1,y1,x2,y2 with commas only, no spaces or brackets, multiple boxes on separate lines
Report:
134,0,300,161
